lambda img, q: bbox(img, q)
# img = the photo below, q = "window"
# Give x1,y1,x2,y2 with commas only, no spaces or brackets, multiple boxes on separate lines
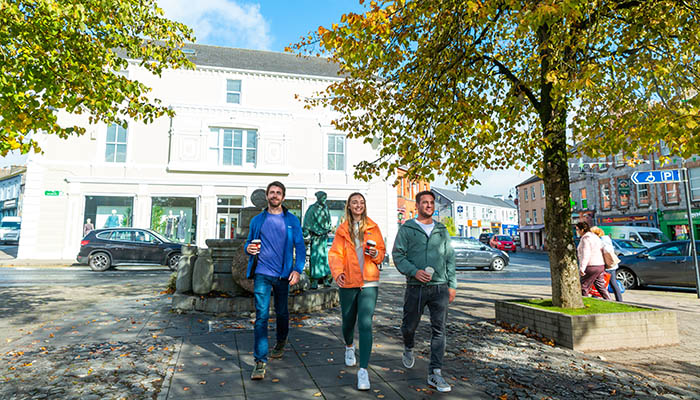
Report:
83,196,133,229
637,184,650,206
542,208,545,222
328,134,345,170
580,188,588,209
648,243,685,257
400,179,405,197
598,156,608,171
109,230,133,241
209,128,257,167
690,167,700,201
522,189,528,202
226,79,241,104
151,197,197,244
541,183,545,197
525,211,530,223
664,183,679,204
530,186,535,200
533,209,537,223
601,183,611,210
105,124,127,163
614,152,624,167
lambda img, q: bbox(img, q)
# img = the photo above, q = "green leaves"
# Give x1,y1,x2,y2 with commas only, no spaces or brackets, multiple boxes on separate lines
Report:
0,0,195,155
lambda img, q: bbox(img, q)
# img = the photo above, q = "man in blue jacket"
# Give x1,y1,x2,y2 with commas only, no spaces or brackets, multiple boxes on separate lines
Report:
245,181,305,380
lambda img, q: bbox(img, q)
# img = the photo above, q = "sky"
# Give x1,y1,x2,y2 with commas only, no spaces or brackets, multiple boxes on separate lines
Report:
2,1,531,197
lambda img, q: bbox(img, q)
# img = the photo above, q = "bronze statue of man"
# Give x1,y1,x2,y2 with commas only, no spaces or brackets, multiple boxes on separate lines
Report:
303,191,333,289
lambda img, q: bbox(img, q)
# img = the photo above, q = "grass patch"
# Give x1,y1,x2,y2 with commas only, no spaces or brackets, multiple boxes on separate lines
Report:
514,297,653,315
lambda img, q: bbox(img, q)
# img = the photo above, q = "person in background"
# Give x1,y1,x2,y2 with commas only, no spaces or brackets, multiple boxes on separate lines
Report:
590,226,623,301
328,192,385,391
575,222,612,300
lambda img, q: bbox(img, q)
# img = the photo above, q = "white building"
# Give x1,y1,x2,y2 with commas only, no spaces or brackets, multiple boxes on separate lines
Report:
16,44,397,260
432,187,518,238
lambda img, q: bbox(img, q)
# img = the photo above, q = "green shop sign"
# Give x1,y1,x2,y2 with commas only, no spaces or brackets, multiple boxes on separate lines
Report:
660,209,700,222
617,179,631,196
44,190,61,196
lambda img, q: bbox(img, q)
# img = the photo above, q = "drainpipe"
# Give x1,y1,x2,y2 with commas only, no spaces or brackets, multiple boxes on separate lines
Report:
166,106,174,167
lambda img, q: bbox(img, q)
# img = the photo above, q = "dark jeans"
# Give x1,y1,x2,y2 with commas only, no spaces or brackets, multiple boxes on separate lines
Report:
401,284,449,371
581,265,611,300
606,269,623,302
253,274,290,363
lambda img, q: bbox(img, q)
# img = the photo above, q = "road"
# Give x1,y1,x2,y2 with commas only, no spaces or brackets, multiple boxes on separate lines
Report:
0,265,172,287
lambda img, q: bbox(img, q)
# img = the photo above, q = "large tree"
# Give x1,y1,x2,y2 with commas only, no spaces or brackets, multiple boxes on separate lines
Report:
0,0,195,155
294,0,700,307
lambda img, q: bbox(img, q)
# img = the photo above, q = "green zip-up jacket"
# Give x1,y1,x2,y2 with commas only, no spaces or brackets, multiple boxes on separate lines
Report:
392,219,456,289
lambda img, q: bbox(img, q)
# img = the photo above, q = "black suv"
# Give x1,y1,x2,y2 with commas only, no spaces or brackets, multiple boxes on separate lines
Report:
478,233,494,245
77,228,182,271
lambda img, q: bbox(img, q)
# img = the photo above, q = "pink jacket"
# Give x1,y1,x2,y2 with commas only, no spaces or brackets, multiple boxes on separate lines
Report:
577,232,605,274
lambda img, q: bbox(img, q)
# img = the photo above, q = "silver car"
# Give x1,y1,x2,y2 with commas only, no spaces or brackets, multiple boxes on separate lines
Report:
617,240,700,289
612,239,647,257
451,237,509,271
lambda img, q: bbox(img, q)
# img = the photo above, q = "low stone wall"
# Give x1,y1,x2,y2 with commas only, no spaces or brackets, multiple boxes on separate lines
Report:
495,300,679,351
172,287,339,315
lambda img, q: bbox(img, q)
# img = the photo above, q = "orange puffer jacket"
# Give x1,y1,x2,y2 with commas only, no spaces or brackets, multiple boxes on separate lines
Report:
329,217,386,288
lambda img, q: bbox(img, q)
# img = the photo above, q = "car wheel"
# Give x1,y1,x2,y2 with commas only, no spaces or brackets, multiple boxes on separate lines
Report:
89,252,111,272
616,268,637,290
167,253,181,271
490,257,506,271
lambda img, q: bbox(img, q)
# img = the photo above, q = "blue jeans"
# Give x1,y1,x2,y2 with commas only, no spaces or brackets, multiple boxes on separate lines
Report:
253,274,290,363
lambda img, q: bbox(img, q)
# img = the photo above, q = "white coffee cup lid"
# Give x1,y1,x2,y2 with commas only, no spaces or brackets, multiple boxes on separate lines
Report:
425,267,434,274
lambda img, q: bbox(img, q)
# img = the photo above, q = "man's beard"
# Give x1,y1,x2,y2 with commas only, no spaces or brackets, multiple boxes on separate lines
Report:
268,198,282,207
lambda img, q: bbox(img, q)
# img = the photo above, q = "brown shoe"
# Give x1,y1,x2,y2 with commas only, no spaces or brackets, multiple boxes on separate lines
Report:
251,362,266,380
269,340,286,359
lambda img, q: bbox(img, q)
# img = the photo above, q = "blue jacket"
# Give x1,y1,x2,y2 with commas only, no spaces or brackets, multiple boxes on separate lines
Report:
245,208,306,279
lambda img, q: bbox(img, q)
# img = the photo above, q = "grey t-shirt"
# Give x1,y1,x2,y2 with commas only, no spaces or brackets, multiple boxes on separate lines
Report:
415,219,435,237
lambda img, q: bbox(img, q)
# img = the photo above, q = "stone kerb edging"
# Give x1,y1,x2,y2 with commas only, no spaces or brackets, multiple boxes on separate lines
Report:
495,300,679,352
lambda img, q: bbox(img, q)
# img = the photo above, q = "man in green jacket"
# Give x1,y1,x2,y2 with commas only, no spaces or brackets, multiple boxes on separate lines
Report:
392,190,456,393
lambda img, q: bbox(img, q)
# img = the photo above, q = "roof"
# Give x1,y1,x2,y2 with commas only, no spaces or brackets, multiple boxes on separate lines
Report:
515,175,542,188
432,187,516,209
170,43,341,78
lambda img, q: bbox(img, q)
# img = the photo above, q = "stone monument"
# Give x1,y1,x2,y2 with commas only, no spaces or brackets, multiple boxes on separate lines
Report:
303,191,333,289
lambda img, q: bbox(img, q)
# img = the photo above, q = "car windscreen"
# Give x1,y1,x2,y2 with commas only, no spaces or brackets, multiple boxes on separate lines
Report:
496,236,511,241
616,240,645,249
639,232,667,243
0,222,20,229
150,230,173,243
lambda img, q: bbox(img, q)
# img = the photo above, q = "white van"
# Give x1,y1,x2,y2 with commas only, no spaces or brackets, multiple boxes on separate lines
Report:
599,225,669,248
0,216,21,244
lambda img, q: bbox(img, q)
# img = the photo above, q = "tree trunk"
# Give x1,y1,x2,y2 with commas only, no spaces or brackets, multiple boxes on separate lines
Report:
542,114,584,308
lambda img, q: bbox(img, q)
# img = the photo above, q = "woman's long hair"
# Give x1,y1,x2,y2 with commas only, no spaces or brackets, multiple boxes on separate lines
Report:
345,192,367,244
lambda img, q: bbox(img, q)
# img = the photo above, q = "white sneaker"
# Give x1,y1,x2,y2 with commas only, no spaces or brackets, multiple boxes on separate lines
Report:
357,368,370,390
427,369,451,392
344,345,356,367
402,348,414,369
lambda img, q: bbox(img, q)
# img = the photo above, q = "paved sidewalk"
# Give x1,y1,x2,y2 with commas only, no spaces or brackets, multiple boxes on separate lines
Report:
2,280,699,399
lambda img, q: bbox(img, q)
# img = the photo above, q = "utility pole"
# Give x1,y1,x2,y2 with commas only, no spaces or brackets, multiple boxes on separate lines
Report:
681,162,700,299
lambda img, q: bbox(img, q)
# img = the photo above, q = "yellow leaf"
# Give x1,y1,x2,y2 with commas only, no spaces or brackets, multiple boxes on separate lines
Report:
314,392,322,397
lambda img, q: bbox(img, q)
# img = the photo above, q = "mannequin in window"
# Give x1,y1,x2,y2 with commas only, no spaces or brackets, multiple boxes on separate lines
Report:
164,210,178,238
104,210,120,228
83,218,94,236
176,210,187,242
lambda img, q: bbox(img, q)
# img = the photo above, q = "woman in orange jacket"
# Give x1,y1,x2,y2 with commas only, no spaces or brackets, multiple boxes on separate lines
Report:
329,192,385,391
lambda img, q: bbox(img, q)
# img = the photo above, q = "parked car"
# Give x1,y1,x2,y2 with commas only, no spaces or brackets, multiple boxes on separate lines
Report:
0,216,21,244
478,233,494,245
512,235,521,247
616,240,700,289
490,235,516,252
611,239,646,257
77,228,182,271
599,225,669,248
451,237,509,271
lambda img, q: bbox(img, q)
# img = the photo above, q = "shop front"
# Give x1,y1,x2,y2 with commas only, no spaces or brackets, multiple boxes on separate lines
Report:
596,213,657,227
519,224,545,249
84,195,134,230
502,224,518,237
150,197,197,244
658,209,700,241
491,222,501,234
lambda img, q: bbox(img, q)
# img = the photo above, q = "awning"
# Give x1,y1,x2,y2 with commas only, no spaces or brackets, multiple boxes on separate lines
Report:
519,224,545,232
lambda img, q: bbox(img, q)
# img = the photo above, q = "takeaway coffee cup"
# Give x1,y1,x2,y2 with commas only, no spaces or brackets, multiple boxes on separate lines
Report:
251,239,261,254
424,266,435,280
365,240,376,255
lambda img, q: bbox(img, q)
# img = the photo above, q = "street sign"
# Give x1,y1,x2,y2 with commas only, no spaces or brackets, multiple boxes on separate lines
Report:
630,169,681,184
457,205,464,213
44,190,61,196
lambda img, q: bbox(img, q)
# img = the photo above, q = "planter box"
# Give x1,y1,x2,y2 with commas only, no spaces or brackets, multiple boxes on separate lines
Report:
172,287,339,315
495,300,679,351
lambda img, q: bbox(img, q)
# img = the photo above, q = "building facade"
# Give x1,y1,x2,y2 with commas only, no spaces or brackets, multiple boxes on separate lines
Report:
0,166,25,219
569,153,700,241
432,187,518,238
516,176,547,249
395,167,430,225
16,44,397,260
